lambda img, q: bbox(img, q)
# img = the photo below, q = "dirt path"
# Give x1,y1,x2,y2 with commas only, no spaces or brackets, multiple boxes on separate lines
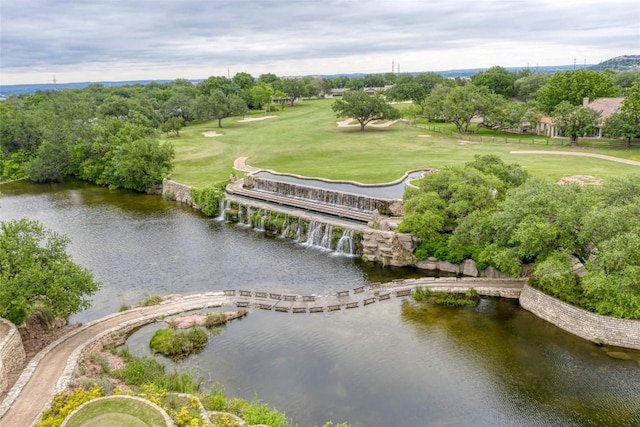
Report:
510,150,640,166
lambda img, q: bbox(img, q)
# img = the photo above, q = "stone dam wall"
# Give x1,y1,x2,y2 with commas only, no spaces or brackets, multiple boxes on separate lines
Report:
162,179,198,208
250,176,402,216
519,285,640,350
0,318,25,396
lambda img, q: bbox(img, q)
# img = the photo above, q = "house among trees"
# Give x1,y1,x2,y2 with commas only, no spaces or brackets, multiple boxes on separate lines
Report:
583,96,625,137
537,96,625,138
363,85,394,96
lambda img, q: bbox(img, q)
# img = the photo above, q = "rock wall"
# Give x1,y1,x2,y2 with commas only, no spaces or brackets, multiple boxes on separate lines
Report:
361,229,415,267
0,318,26,396
162,179,198,208
519,285,640,350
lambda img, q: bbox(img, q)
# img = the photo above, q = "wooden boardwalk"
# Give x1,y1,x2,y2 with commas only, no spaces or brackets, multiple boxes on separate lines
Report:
220,277,525,313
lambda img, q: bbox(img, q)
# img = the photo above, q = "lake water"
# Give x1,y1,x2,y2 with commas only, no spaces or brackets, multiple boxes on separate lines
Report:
1,180,639,427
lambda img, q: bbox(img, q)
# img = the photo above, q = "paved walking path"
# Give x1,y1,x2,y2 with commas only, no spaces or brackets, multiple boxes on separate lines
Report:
510,150,640,166
0,278,524,426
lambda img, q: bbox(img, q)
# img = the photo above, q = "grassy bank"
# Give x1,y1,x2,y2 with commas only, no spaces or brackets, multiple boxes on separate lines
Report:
169,99,640,188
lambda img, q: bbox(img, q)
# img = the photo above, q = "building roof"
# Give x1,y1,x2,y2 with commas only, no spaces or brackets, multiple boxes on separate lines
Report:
585,97,625,122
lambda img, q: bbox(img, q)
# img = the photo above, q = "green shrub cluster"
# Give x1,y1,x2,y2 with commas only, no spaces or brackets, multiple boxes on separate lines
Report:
36,384,104,427
150,327,209,361
403,156,640,319
115,350,203,393
191,181,227,217
412,287,480,307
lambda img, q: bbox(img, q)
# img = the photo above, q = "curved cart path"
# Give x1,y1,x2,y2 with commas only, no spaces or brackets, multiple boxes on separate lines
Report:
0,295,227,427
510,150,640,166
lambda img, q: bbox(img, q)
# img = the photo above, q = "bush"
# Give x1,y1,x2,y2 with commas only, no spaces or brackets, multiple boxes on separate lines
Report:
412,287,480,307
140,295,163,306
36,385,104,427
191,181,227,217
150,327,209,361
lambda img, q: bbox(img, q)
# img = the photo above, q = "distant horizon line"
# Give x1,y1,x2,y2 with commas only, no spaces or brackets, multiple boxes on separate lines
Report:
0,63,595,93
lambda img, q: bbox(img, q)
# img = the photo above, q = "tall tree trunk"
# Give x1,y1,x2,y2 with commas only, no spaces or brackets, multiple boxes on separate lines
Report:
570,135,578,146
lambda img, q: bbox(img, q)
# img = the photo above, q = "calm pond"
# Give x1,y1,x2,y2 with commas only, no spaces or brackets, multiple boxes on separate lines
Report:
1,180,639,427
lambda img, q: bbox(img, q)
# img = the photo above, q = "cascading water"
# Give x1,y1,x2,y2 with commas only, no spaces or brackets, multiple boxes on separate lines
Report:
320,225,333,249
335,229,355,256
215,199,228,221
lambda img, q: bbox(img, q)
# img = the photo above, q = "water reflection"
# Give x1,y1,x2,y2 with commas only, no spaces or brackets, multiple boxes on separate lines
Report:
2,180,640,427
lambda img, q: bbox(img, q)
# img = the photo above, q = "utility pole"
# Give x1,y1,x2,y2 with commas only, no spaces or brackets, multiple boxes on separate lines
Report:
392,60,394,74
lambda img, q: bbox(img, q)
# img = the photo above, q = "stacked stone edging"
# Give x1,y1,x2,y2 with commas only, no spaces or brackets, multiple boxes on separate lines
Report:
162,179,198,208
0,318,25,397
519,285,640,350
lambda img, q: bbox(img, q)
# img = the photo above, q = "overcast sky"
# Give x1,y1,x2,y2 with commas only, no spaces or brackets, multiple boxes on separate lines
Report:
1,0,639,85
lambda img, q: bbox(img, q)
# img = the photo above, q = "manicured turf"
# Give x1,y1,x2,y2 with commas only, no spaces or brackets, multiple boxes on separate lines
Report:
168,99,640,188
64,397,168,427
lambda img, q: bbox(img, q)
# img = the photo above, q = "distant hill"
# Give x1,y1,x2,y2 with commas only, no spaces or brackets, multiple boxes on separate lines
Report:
590,55,640,71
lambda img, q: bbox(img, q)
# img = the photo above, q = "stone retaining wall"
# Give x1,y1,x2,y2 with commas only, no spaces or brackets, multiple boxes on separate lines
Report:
519,285,640,350
162,179,198,208
0,318,25,396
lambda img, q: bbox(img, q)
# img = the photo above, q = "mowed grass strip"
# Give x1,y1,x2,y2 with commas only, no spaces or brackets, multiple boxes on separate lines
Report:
169,98,640,188
64,397,169,427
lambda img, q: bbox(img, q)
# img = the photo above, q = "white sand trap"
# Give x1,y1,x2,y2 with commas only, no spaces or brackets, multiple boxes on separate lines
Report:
238,115,277,123
418,134,433,138
458,139,475,144
558,175,603,186
202,131,222,137
337,118,399,128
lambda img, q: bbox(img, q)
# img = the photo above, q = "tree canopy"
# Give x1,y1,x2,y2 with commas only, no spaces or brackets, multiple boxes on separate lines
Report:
332,90,401,131
536,69,619,113
402,157,640,319
0,218,101,325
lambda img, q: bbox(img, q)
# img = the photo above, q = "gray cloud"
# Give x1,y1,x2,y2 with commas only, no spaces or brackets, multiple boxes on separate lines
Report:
1,0,638,84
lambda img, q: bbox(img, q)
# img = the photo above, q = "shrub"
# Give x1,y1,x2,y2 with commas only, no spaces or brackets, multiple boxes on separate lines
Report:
36,385,104,427
140,295,163,306
150,327,209,361
191,181,227,217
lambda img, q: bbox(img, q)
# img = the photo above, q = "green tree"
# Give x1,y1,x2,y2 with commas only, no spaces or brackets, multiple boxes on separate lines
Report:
513,73,550,101
536,69,619,113
423,84,494,133
109,138,174,192
232,72,255,90
194,91,247,127
602,112,640,147
250,82,275,113
332,90,400,131
552,102,601,146
470,66,517,97
280,78,305,106
160,116,185,136
0,218,100,325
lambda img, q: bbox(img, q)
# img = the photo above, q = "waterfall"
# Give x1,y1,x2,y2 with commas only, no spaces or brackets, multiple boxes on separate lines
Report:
255,209,266,231
295,219,302,242
335,229,355,255
320,224,333,249
280,215,290,238
245,206,252,226
303,221,323,247
215,199,228,221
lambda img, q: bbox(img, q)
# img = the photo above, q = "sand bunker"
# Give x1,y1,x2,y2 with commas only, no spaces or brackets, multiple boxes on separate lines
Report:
238,115,277,123
558,175,603,186
202,131,222,137
336,118,398,128
417,134,433,138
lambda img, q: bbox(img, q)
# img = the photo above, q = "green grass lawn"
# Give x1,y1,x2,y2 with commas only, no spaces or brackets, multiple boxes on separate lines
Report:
64,397,168,427
168,98,640,188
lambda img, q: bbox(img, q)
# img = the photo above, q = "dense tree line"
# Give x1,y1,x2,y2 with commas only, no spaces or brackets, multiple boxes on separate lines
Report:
2,67,640,186
400,155,640,319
